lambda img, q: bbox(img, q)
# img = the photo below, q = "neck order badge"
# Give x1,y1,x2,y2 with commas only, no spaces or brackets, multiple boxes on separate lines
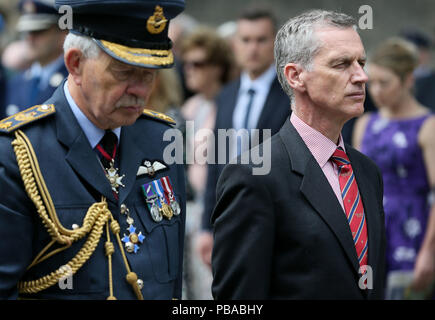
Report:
96,131,125,195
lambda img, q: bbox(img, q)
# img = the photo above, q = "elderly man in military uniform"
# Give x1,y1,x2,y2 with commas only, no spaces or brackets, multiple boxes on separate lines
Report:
0,0,186,300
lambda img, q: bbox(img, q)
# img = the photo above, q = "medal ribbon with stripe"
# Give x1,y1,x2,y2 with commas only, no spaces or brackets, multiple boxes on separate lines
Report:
331,147,368,267
151,180,165,205
95,130,124,199
161,176,180,216
161,176,174,199
142,183,156,203
141,182,163,222
152,179,173,219
96,143,117,163
153,179,170,204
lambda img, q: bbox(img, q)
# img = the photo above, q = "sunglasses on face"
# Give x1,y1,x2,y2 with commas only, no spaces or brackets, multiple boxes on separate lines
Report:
183,60,209,69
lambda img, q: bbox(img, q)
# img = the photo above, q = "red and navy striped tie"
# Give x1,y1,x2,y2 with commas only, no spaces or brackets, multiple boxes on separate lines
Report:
331,147,368,267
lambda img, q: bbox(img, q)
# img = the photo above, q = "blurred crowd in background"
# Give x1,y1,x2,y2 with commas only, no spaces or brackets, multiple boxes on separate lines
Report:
0,0,435,300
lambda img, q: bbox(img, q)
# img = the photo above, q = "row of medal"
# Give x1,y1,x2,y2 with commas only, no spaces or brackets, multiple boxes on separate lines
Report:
121,175,180,254
142,176,181,222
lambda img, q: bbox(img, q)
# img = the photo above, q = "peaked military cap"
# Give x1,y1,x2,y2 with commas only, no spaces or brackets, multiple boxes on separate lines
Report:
55,0,185,68
17,0,59,32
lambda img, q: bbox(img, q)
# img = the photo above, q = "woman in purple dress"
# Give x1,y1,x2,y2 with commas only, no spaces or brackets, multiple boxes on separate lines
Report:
353,38,435,296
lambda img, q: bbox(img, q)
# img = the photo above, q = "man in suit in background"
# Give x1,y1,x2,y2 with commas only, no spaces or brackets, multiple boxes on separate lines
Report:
196,7,291,267
212,9,386,299
2,0,68,118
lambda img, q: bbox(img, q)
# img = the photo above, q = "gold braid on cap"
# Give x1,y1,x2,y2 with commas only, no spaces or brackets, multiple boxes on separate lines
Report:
12,130,143,300
100,40,174,66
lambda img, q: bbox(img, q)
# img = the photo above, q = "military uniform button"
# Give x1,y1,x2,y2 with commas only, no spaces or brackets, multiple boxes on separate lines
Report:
137,279,144,290
120,204,128,214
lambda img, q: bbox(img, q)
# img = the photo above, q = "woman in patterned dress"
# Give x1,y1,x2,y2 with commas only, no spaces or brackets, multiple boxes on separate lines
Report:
353,38,435,297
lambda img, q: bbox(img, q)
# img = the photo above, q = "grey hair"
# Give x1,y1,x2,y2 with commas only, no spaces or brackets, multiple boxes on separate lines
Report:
63,32,101,59
274,10,357,105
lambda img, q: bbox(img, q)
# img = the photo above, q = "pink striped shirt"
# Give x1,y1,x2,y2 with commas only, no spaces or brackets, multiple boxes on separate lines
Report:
290,112,345,211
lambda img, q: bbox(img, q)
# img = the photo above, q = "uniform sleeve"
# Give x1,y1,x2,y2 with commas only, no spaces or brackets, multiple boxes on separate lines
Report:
211,163,275,299
0,136,34,299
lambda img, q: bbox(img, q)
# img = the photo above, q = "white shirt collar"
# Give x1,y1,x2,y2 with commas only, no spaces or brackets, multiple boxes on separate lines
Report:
239,63,276,94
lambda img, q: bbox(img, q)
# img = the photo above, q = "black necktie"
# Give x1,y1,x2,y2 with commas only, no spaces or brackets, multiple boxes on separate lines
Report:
96,130,118,169
243,88,256,129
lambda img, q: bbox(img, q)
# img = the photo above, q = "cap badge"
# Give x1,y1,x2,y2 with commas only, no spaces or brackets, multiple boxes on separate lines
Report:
146,5,167,34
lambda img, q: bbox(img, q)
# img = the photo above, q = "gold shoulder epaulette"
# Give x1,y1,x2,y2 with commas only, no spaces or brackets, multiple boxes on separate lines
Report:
0,104,56,134
142,108,176,126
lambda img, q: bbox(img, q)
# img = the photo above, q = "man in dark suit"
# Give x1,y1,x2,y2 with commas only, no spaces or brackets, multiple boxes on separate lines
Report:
0,0,186,300
211,9,386,299
415,72,435,111
197,7,291,267
2,0,68,119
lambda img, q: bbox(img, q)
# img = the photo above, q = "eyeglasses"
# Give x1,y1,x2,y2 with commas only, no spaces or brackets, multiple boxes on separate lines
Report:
183,60,209,69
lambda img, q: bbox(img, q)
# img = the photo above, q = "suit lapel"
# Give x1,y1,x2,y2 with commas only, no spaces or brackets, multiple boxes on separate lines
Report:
256,77,281,129
65,132,117,202
219,80,240,130
279,120,361,274
53,83,117,203
117,124,147,205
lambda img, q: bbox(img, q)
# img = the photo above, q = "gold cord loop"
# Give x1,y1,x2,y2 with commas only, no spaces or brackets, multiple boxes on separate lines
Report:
12,130,112,294
12,129,144,300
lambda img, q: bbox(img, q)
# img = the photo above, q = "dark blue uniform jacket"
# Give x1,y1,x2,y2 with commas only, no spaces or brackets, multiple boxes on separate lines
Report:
0,84,186,300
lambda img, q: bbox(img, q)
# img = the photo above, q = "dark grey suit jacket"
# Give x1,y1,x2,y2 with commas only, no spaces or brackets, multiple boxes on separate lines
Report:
211,119,386,299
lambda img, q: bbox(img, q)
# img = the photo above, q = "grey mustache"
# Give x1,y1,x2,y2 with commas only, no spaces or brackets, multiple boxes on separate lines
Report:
115,96,146,108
